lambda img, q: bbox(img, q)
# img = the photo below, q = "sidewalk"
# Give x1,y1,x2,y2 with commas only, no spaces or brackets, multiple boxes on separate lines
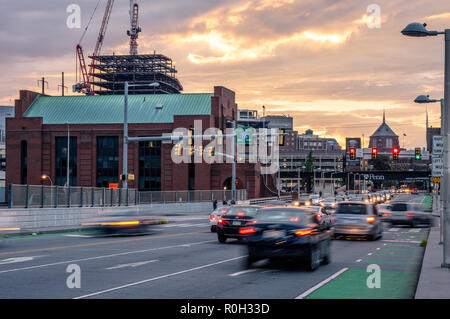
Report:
415,220,450,298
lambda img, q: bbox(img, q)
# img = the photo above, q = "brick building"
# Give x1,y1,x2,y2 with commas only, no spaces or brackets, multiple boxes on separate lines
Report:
6,87,264,198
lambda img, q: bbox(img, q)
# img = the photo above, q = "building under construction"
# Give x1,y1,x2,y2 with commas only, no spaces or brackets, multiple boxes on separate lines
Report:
89,53,183,95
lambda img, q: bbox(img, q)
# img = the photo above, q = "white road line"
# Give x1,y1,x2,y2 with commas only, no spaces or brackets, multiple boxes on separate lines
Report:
106,259,158,270
388,228,399,232
64,235,93,238
0,240,215,274
74,256,247,299
229,269,260,277
382,240,421,244
367,253,373,256
409,229,421,233
295,268,349,299
356,259,362,262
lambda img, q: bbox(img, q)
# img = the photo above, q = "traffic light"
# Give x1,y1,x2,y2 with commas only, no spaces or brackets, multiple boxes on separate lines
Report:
392,147,399,160
349,148,356,160
415,148,422,160
371,148,378,160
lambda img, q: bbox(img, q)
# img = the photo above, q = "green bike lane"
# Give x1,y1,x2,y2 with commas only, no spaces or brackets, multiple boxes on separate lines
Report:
305,227,429,299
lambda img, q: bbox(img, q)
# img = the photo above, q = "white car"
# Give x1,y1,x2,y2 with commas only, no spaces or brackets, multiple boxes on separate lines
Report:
210,207,231,232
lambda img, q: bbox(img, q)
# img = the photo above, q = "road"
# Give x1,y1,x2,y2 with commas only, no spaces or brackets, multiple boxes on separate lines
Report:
0,194,431,299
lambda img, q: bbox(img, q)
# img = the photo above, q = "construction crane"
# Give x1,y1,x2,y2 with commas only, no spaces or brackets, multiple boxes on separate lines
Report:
73,0,115,95
127,0,141,55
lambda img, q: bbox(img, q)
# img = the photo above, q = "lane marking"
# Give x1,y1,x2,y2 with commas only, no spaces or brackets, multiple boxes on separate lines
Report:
0,230,209,256
388,228,399,232
0,240,215,274
356,259,362,263
382,240,421,244
409,229,421,233
106,259,158,270
64,234,93,238
368,253,373,256
229,269,260,277
295,268,349,299
74,255,247,299
0,255,46,265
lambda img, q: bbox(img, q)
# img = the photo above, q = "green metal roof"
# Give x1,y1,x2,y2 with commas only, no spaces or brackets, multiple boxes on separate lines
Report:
23,93,213,124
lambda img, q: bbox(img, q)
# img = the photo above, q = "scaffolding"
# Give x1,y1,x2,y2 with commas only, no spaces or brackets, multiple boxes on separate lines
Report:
89,53,183,95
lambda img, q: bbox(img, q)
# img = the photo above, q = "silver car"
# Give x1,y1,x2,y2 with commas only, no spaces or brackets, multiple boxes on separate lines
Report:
333,202,383,240
382,202,432,227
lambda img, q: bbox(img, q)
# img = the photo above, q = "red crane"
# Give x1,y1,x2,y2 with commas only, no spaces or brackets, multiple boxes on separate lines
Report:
127,1,141,55
74,0,115,95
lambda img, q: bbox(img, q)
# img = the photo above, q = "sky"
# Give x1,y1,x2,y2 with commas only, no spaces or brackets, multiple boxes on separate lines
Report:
1,0,449,149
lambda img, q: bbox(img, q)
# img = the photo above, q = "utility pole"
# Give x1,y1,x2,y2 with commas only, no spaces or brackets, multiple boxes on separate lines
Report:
66,122,70,187
37,77,48,95
58,72,68,96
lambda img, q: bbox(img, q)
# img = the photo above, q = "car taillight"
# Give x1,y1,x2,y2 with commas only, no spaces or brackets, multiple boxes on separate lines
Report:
237,212,245,217
383,212,392,217
239,227,256,235
210,214,216,221
218,218,223,224
289,217,299,222
366,216,376,224
295,229,313,236
406,212,415,217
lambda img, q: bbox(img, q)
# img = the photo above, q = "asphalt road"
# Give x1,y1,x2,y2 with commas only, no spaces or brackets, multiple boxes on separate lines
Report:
0,194,432,299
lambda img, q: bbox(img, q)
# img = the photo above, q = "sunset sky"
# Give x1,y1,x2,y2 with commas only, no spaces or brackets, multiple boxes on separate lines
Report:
1,0,449,148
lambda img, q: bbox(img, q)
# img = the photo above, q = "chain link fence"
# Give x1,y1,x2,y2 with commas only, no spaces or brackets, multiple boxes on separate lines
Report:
8,184,247,209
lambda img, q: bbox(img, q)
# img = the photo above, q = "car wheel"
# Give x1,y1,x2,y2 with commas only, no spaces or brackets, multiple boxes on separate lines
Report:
321,241,331,265
306,245,321,271
210,225,216,233
246,255,258,268
218,234,227,243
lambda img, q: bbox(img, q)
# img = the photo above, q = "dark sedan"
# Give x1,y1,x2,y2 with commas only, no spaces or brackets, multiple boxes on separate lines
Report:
216,206,261,243
243,207,332,271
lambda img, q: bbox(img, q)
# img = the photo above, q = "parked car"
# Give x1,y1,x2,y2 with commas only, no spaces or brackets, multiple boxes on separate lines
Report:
333,202,383,240
216,206,261,243
381,202,432,227
243,207,332,270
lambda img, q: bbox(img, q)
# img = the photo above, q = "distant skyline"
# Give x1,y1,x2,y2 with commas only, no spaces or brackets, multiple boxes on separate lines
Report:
1,0,449,148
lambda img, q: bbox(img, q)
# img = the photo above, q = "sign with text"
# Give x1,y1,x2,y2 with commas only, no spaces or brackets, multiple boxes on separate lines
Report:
433,136,444,155
432,157,443,177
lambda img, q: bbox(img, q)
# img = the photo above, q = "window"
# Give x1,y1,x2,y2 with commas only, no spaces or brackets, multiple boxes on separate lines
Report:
138,141,161,191
96,137,119,187
55,137,77,186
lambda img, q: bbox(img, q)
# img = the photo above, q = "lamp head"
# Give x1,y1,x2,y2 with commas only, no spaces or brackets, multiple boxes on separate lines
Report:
402,22,439,37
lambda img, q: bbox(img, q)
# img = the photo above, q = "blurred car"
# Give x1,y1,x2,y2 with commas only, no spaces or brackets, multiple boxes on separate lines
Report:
296,195,312,207
210,207,231,232
333,202,383,240
411,189,420,195
243,207,332,271
335,196,345,203
321,197,337,209
0,217,21,238
381,202,431,227
216,206,261,243
264,200,288,207
310,195,322,206
81,210,156,235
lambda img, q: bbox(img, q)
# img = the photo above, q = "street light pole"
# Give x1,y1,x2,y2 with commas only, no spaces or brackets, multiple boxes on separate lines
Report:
403,23,450,267
231,120,236,201
66,122,70,187
123,82,129,189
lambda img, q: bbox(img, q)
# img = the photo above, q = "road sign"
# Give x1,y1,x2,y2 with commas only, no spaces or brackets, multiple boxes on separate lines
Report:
356,148,363,158
432,157,443,177
236,127,253,145
433,136,444,155
430,177,441,183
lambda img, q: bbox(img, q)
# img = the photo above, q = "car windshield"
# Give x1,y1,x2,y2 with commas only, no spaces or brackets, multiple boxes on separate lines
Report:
256,208,306,223
336,203,367,215
324,198,335,202
298,196,310,201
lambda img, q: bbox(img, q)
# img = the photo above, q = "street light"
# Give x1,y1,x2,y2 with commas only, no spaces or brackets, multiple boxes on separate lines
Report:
41,174,53,186
123,81,160,189
415,94,445,245
403,22,450,268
